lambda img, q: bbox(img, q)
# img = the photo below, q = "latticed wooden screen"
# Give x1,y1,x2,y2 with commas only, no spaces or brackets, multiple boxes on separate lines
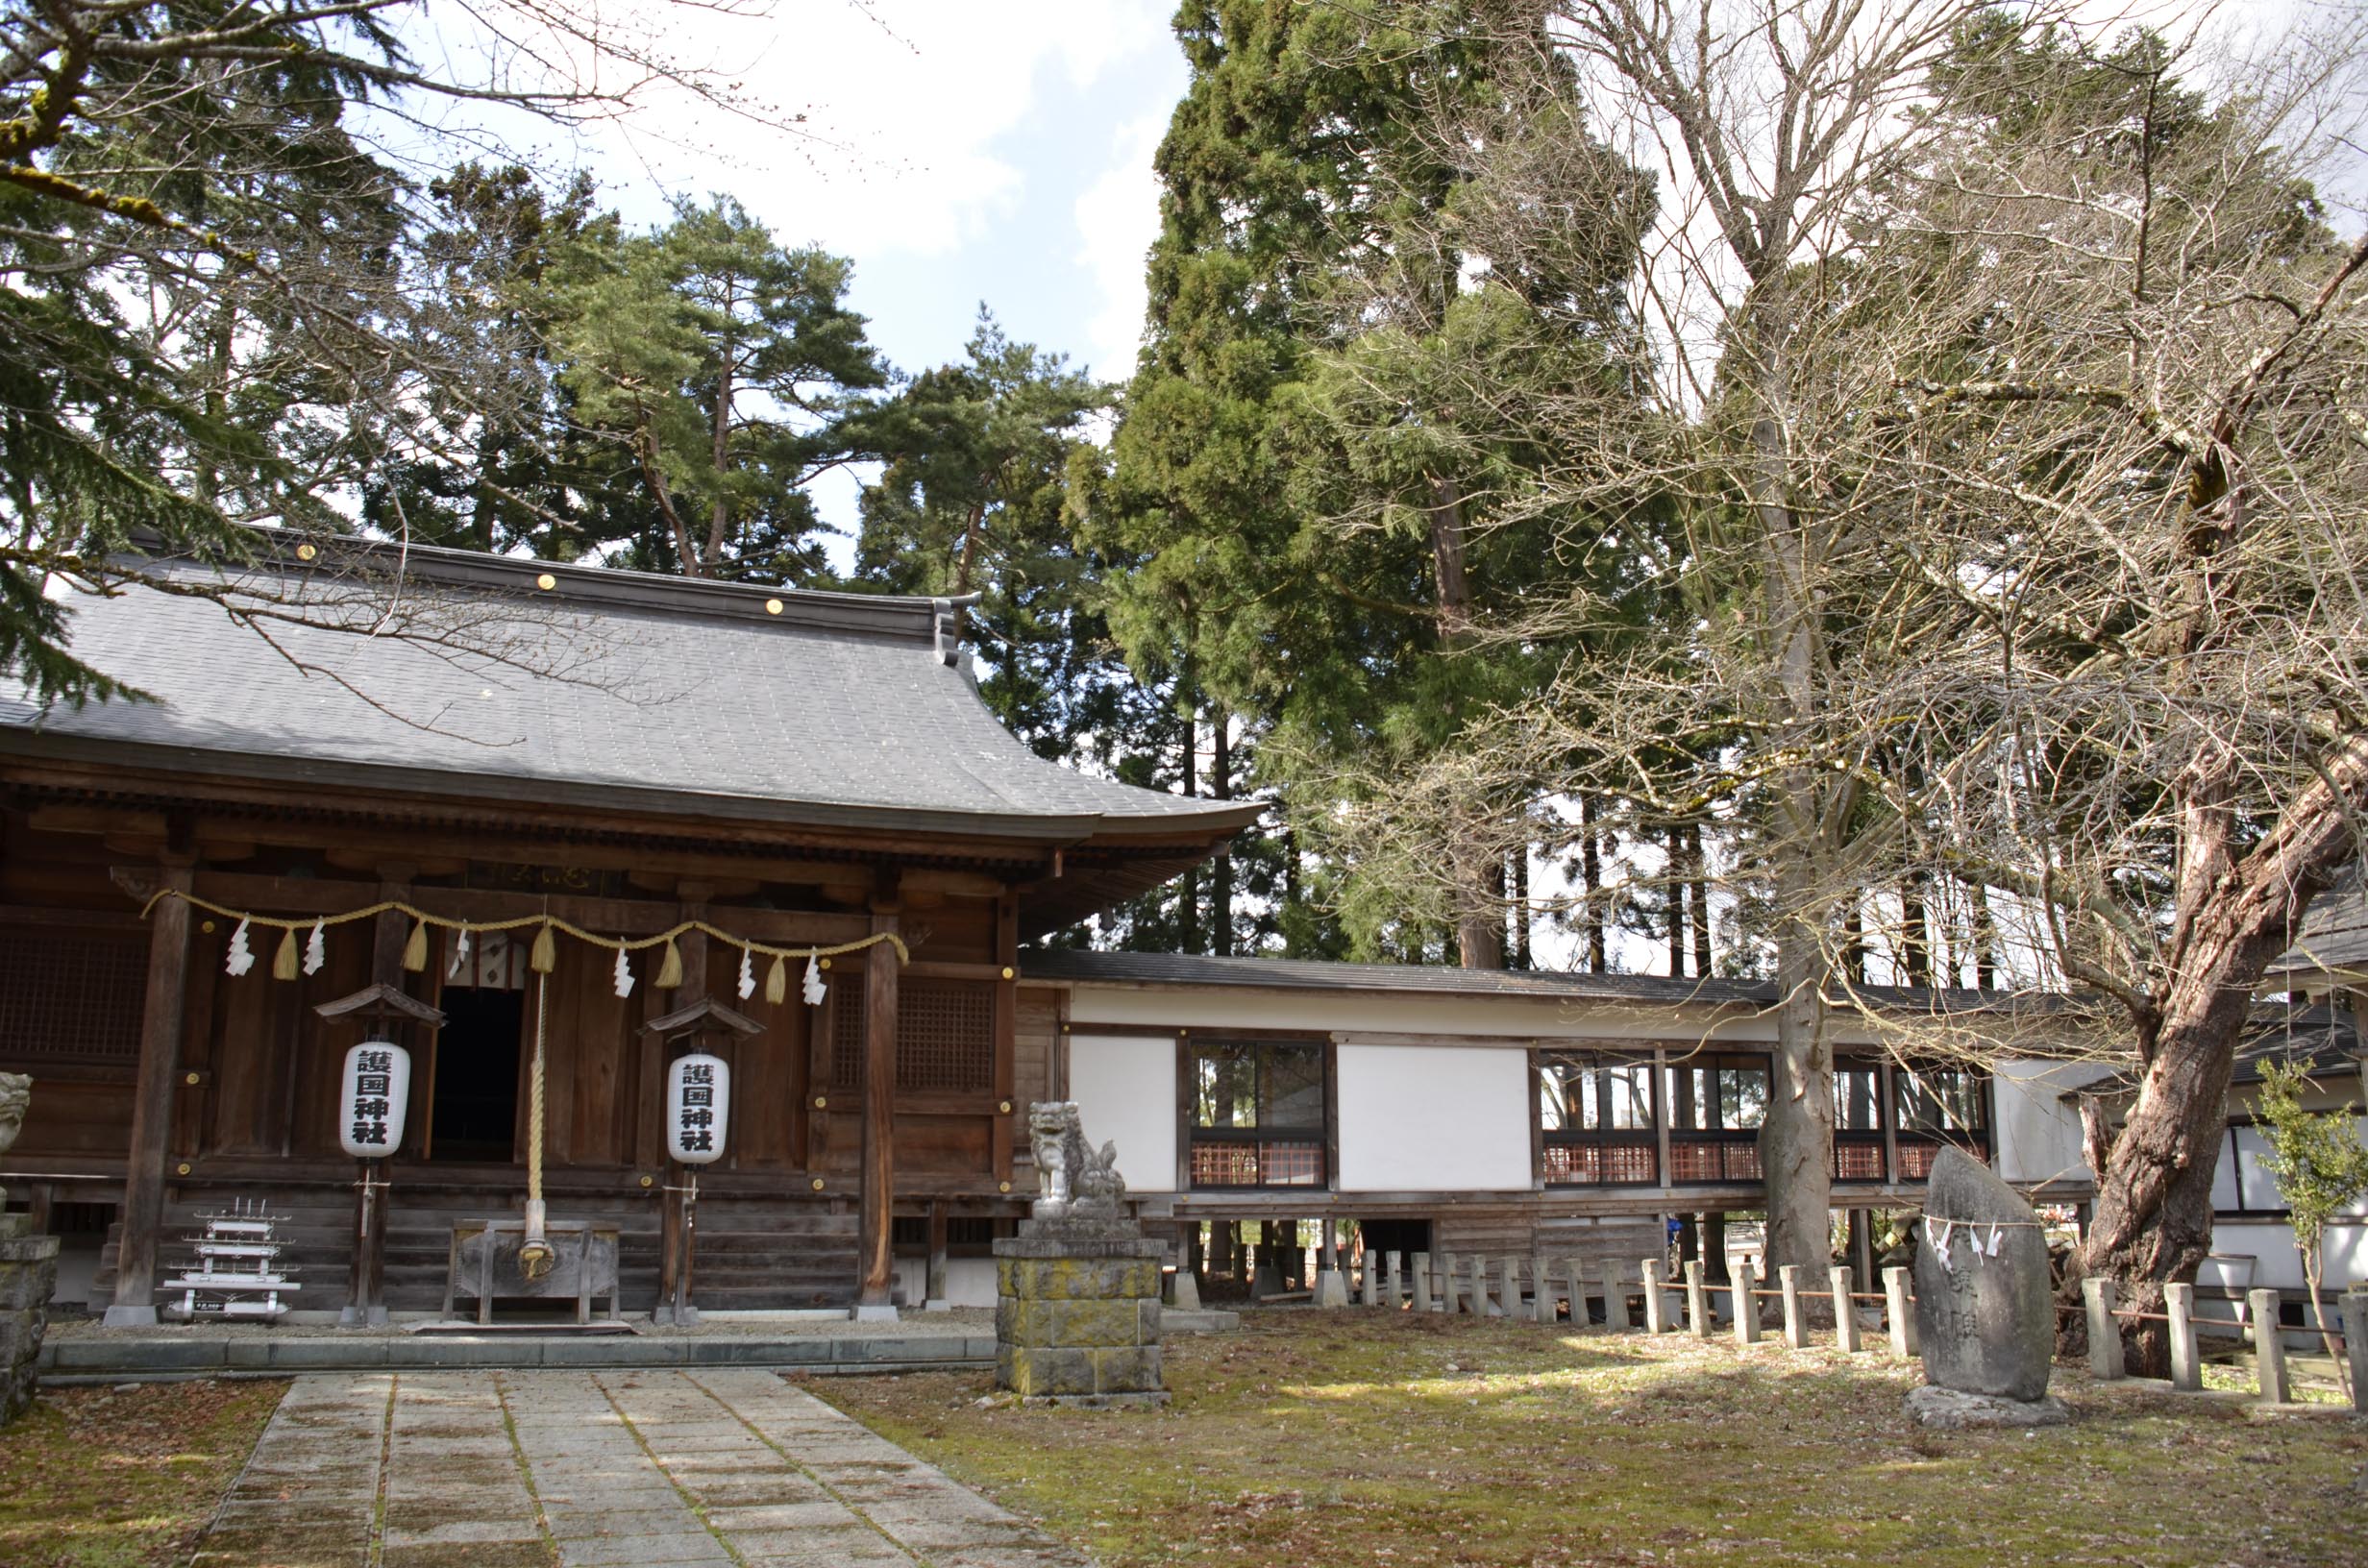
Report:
827,976,995,1093
830,982,865,1090
0,932,146,1063
896,979,993,1092
1667,1138,1763,1182
1833,1139,1887,1180
1542,1140,1657,1185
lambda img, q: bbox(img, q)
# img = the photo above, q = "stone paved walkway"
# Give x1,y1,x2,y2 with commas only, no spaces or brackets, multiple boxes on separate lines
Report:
190,1370,1092,1568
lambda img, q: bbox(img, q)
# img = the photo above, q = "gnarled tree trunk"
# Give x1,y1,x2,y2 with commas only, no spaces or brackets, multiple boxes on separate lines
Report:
2072,738,2368,1374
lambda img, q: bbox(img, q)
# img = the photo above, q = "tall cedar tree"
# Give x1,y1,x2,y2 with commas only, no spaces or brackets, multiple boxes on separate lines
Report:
1099,0,1648,965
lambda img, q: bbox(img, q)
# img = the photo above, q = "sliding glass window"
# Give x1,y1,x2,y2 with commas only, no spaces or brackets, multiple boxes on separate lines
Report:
1538,1053,1658,1185
1188,1041,1326,1188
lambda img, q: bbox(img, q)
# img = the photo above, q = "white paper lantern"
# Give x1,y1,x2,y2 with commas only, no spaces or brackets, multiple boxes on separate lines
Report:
339,1041,411,1158
667,1051,730,1164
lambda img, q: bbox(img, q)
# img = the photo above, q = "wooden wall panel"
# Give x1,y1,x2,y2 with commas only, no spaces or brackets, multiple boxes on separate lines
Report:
548,940,635,1167
893,1115,990,1173
909,899,995,964
206,931,303,1157
1013,990,1058,1118
728,941,808,1172
4,1080,134,1155
1431,1208,1542,1258
0,813,135,914
286,929,375,1159
815,1111,863,1174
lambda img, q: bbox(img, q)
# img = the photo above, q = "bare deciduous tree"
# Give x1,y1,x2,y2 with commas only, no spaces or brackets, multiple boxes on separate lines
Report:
1318,0,2368,1365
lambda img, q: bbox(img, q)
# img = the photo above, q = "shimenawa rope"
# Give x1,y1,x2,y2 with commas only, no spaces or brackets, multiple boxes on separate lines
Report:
518,970,555,1281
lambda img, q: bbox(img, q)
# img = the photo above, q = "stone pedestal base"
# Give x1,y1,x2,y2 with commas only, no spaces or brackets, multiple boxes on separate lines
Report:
0,1214,61,1428
1906,1384,2071,1430
994,1219,1165,1403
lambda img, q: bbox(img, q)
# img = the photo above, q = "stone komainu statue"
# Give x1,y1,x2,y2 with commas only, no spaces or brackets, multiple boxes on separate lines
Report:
0,1073,28,1208
1026,1101,1124,1216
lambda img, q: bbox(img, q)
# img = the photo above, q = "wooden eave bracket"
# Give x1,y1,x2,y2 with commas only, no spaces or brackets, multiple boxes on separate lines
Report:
641,995,765,1041
314,982,447,1027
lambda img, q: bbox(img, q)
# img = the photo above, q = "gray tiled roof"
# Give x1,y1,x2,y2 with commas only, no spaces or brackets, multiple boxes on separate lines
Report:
1022,947,2025,1015
2264,869,2368,980
1,541,1261,843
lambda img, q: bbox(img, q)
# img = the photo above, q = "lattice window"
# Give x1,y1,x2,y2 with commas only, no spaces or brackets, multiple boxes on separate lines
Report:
897,979,993,1093
1189,1139,1325,1188
830,982,865,1090
1834,1140,1887,1181
0,933,146,1063
827,977,995,1094
1668,1138,1762,1183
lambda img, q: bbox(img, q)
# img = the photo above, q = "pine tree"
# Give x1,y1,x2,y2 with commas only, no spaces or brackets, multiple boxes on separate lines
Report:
545,195,889,583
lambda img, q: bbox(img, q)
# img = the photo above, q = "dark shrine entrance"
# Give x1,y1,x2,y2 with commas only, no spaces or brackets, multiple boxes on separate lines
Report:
428,986,524,1162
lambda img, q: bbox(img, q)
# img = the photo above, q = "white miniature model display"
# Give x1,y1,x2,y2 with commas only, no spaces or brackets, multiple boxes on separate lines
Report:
165,1197,298,1320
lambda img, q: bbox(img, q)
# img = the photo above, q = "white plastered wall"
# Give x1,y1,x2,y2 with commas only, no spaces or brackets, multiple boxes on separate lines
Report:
1065,1033,1178,1193
1988,1059,2105,1188
1336,1041,1531,1192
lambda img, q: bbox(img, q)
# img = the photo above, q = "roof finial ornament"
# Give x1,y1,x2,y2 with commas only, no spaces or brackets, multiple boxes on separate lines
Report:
929,593,984,667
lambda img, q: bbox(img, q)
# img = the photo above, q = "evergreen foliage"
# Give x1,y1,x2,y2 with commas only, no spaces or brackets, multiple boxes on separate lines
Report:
546,196,889,583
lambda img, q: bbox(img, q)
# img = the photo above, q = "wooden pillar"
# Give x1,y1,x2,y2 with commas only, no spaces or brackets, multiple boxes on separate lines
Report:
653,897,710,1324
1847,1208,1876,1292
342,888,410,1327
107,863,193,1328
1702,1211,1729,1284
991,895,1017,1183
854,904,900,1317
925,1202,950,1309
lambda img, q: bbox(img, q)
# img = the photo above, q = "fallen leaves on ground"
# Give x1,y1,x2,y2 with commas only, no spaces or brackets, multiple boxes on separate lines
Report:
0,1377,285,1568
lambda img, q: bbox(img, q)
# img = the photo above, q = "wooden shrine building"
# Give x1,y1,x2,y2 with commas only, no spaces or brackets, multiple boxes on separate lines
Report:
0,539,1256,1323
1,536,2098,1325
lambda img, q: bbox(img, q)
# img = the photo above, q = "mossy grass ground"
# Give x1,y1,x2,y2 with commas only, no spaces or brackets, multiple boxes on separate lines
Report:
0,1378,284,1568
814,1309,2368,1567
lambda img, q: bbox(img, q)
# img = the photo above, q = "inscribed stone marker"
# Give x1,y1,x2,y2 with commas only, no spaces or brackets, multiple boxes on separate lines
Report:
1911,1147,2052,1403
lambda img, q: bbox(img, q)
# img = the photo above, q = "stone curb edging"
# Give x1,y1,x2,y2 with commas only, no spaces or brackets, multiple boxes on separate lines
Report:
39,1309,1237,1383
39,1332,997,1379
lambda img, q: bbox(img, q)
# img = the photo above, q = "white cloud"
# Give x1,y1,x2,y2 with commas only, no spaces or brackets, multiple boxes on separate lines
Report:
553,1,1172,259
1073,106,1170,380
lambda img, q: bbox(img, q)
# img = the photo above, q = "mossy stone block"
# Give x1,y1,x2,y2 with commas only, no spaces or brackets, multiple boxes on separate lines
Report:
1053,1298,1141,1348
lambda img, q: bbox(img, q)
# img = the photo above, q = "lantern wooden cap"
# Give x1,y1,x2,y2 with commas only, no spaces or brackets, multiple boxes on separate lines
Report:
313,982,445,1027
640,995,764,1041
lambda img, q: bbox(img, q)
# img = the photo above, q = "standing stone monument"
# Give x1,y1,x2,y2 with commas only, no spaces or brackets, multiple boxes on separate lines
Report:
994,1103,1166,1405
1908,1147,2068,1428
0,1075,61,1428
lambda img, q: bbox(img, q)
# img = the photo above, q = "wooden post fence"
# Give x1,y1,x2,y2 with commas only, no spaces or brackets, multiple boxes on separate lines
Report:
1829,1266,1860,1353
1883,1266,1916,1359
2083,1278,2124,1381
2165,1282,2202,1392
1733,1261,1760,1345
2249,1288,2290,1405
